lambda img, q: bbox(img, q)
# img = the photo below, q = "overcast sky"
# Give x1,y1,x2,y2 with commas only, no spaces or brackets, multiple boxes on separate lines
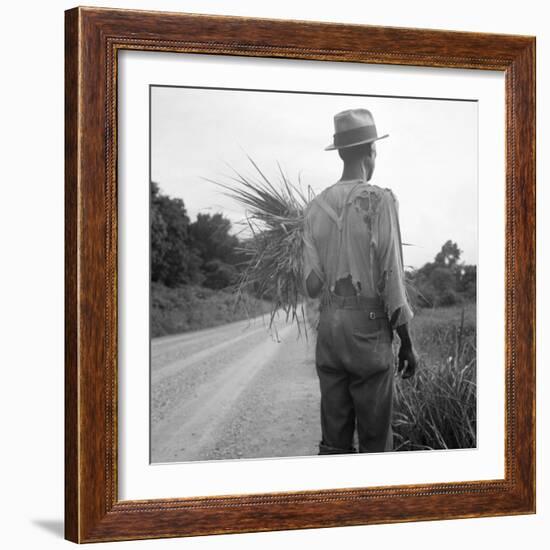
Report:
151,86,477,269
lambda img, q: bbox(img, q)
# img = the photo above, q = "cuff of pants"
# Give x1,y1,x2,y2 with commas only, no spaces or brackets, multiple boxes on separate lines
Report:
318,441,357,455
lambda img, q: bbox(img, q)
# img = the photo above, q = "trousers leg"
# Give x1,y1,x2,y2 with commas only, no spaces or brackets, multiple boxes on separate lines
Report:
315,310,356,454
350,367,394,452
315,362,356,454
341,311,395,453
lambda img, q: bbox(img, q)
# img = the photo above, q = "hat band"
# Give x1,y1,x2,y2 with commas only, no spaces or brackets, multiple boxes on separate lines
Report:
333,124,378,148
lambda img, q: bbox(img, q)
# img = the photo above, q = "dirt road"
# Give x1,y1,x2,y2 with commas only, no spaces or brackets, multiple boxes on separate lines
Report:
150,316,321,463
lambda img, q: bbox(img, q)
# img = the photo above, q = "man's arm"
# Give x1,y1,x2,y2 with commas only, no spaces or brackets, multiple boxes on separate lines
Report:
302,204,325,298
378,192,418,379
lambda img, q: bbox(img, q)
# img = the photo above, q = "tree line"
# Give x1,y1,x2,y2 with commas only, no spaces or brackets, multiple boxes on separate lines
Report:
151,182,244,290
151,183,476,306
406,240,476,307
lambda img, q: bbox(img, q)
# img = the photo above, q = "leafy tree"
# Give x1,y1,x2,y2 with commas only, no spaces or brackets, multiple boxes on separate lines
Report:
190,213,240,265
430,266,456,292
408,240,476,308
150,182,202,287
189,213,242,289
150,185,168,281
203,259,239,290
150,185,252,291
435,240,462,267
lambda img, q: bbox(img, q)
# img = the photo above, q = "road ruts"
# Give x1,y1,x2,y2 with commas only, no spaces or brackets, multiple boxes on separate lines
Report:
150,316,321,463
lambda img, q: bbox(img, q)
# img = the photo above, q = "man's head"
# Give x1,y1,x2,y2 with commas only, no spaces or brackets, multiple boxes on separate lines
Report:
338,141,377,181
324,108,387,181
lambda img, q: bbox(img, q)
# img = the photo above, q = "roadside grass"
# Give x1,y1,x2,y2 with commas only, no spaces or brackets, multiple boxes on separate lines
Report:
151,282,272,337
393,303,477,451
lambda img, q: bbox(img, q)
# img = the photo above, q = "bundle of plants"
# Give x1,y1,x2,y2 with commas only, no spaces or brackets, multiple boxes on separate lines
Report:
208,156,313,335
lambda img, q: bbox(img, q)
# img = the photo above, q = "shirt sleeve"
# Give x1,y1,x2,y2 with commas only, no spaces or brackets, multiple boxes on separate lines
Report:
375,190,414,327
302,203,325,295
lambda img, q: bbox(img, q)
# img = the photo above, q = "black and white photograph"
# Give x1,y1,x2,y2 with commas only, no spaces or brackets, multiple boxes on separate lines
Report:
149,85,478,464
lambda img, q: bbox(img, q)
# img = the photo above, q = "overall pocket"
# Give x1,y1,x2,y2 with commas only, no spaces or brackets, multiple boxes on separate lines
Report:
351,311,392,343
349,313,394,375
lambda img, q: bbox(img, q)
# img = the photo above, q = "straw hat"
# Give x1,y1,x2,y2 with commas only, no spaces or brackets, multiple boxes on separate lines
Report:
325,108,389,151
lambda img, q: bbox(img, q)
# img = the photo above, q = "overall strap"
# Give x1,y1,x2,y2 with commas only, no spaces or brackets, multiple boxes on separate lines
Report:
313,181,364,233
313,195,342,231
341,182,363,228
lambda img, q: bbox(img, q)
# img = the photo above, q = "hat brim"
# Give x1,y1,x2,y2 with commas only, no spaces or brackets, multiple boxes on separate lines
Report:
324,133,389,151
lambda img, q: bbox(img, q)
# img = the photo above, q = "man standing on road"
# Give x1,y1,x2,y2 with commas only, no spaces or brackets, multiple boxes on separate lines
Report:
302,108,418,455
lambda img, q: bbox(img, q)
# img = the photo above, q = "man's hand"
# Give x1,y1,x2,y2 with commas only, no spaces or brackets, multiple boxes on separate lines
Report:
397,344,418,379
395,320,418,379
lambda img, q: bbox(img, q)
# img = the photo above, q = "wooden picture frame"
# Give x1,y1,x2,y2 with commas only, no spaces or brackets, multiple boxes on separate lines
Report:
65,6,536,543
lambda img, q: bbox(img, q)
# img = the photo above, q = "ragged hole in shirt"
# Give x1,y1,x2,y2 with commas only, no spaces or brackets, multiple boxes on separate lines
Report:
352,188,382,232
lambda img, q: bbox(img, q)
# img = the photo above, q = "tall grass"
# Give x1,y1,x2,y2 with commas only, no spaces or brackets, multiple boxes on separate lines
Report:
392,304,477,450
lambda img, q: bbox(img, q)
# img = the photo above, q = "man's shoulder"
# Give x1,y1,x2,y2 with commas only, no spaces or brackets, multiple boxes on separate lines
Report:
360,183,397,200
320,181,393,200
351,183,398,207
304,183,396,212
304,183,337,211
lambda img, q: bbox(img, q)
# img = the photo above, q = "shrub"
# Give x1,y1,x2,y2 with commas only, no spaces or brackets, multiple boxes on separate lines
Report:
150,282,272,337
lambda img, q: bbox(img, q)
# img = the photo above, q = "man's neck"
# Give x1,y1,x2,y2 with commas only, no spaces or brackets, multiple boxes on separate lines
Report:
340,164,366,182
